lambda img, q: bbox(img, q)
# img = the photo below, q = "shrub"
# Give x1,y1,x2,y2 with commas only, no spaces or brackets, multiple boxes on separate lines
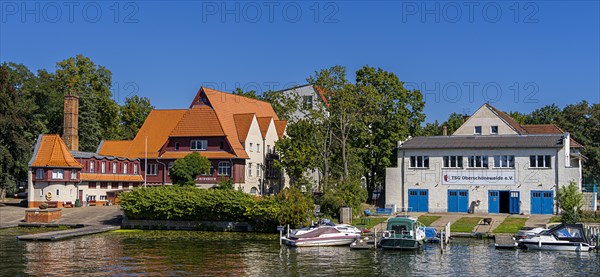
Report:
318,178,367,218
169,153,211,186
277,187,314,228
556,181,584,224
39,203,48,209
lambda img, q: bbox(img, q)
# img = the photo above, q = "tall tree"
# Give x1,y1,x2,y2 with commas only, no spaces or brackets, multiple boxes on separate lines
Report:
169,152,211,186
120,95,154,140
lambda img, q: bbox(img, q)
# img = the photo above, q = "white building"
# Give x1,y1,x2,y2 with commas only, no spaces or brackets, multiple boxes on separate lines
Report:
385,103,583,215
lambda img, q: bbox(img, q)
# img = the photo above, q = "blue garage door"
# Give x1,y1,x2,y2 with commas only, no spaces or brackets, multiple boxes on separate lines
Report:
488,191,499,213
448,190,468,213
408,189,429,212
531,190,553,214
509,191,520,214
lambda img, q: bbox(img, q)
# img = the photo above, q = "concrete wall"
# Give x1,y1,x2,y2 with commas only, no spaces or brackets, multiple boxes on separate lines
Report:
386,146,581,214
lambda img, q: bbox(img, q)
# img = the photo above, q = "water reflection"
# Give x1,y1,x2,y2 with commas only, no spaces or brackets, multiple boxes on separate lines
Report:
1,230,599,276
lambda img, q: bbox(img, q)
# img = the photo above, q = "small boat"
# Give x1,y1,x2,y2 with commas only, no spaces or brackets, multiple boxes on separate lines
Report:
379,216,426,250
516,227,548,240
424,227,440,243
519,223,594,252
282,225,362,247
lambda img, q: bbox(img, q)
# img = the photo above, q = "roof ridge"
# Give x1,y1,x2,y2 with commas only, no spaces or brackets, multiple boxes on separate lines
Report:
202,86,274,105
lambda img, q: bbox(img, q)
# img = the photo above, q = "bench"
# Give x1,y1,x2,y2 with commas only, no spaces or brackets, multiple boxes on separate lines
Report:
364,209,373,216
375,208,392,215
63,201,73,208
46,201,59,208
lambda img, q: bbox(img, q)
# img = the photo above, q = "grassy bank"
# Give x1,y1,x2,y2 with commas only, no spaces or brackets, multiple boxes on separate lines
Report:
451,217,482,233
493,217,527,233
354,217,387,230
418,215,441,226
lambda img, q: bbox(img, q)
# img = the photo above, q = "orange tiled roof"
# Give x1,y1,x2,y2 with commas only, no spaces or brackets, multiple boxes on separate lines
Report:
159,151,236,159
80,173,144,182
97,140,133,157
274,120,287,138
256,117,273,138
30,135,83,168
233,113,255,143
314,85,330,106
193,87,280,159
170,105,225,137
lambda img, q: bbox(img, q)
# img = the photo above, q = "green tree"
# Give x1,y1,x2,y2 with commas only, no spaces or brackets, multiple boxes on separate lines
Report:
169,152,211,186
232,87,259,99
275,119,318,186
262,89,301,122
276,187,313,228
556,181,584,224
319,178,367,218
120,95,154,139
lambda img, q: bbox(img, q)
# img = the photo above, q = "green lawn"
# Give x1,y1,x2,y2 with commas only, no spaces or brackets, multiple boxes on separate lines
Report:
418,215,441,226
493,217,527,234
450,217,482,233
354,217,387,230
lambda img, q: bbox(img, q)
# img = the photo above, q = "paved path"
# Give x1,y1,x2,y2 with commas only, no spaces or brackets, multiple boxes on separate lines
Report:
0,204,123,227
524,215,552,228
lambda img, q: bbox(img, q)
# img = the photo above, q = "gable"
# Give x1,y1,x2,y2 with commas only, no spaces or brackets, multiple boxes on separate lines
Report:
453,104,519,136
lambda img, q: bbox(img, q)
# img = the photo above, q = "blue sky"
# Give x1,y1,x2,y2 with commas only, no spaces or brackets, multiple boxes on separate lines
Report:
1,1,599,122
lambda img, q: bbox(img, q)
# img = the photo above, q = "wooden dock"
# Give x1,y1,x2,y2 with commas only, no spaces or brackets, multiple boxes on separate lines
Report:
17,225,120,241
494,234,518,249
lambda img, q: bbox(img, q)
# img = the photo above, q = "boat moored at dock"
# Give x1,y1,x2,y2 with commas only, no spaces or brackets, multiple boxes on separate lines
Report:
379,216,426,250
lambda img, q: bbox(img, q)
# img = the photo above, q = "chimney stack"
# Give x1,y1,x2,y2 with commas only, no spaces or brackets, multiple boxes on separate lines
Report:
442,125,448,136
63,94,79,151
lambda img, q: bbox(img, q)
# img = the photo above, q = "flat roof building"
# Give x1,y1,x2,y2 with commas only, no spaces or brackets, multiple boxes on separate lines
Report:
385,103,584,215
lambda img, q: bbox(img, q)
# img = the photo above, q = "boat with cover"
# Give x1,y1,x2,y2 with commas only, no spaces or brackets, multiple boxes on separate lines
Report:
379,216,426,250
282,225,362,247
519,223,594,252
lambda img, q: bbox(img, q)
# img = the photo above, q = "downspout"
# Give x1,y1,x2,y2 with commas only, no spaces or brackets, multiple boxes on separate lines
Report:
156,159,167,186
401,150,406,212
262,138,266,196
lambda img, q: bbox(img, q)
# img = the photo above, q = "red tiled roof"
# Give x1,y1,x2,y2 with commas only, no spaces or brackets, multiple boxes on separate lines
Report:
274,120,287,139
97,140,133,157
233,113,255,143
80,173,144,182
30,135,83,168
256,117,272,139
170,105,225,137
523,124,583,148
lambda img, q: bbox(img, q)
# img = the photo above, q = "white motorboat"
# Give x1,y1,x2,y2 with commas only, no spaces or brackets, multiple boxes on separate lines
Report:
282,225,362,247
519,223,594,252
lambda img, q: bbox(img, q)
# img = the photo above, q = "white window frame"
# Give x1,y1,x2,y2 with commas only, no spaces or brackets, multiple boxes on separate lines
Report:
491,126,498,135
147,164,158,175
468,155,489,168
191,140,208,151
443,156,463,168
133,164,138,174
89,161,94,173
218,161,231,176
474,126,482,135
35,169,44,179
409,156,429,168
71,169,77,179
248,163,252,176
493,155,515,168
256,163,260,176
99,195,107,201
530,155,551,168
124,162,128,174
101,161,106,173
51,169,64,179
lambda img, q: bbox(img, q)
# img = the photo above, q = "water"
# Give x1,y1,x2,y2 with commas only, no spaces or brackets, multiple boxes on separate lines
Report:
1,228,599,276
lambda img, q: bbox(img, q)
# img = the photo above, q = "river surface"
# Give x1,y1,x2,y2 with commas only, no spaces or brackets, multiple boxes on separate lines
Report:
1,228,599,276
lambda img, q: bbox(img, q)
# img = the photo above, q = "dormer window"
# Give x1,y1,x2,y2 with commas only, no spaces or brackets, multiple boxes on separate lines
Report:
491,126,498,135
89,161,95,173
35,169,44,179
191,140,207,151
474,126,482,135
52,169,64,179
71,169,77,179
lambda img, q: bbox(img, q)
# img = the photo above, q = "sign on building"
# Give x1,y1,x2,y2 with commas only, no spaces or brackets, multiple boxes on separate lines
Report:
442,169,516,185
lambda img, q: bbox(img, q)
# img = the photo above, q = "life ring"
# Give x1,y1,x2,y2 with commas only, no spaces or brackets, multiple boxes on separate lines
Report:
45,192,52,201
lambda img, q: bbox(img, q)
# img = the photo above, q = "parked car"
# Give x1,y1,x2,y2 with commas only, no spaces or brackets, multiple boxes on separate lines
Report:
14,192,27,199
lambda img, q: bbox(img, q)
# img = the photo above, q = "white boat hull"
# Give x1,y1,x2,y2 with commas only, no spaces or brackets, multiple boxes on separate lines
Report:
522,241,592,252
282,236,359,247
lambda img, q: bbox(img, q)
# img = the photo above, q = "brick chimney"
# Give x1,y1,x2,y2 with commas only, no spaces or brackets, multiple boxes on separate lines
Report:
442,125,448,136
62,94,79,151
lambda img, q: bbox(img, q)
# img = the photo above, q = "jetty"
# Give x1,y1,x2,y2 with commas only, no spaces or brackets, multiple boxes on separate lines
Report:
494,234,518,249
17,225,119,241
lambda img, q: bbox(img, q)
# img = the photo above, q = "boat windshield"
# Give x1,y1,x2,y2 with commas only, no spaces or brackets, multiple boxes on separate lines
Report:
391,224,408,234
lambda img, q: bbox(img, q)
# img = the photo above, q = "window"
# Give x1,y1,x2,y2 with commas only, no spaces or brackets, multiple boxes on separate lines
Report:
35,169,44,179
202,166,213,176
88,195,96,201
267,145,271,154
256,163,260,176
248,163,252,176
468,156,489,168
123,162,128,174
89,182,97,189
257,143,260,153
100,195,107,201
409,156,429,168
133,164,138,174
474,126,482,135
303,95,313,108
71,169,77,179
491,126,498,135
52,169,64,179
494,155,514,168
175,142,180,151
250,187,258,195
56,189,60,196
168,162,174,171
218,162,231,176
89,161,95,173
191,140,208,150
101,162,106,173
100,183,108,189
530,155,551,168
249,143,253,152
111,183,119,189
443,156,463,168
123,183,130,189
147,164,158,175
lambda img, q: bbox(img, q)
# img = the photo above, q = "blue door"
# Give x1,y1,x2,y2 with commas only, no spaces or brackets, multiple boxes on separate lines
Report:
531,190,553,214
488,191,499,213
448,190,468,213
408,189,429,212
509,191,520,214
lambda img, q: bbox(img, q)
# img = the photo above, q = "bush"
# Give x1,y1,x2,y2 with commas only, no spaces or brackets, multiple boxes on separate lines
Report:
556,181,584,224
318,179,367,218
39,202,48,209
276,187,314,228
